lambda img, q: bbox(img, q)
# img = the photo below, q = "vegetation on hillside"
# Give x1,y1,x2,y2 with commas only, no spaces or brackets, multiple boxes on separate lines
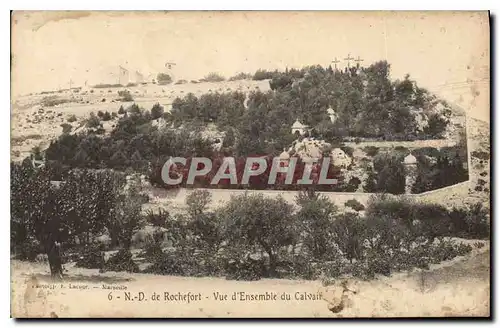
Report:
11,167,488,280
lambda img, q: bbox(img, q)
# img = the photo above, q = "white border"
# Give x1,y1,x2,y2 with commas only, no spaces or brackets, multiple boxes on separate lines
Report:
3,1,498,326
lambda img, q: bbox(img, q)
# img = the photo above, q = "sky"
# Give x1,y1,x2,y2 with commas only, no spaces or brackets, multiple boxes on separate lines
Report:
11,11,490,121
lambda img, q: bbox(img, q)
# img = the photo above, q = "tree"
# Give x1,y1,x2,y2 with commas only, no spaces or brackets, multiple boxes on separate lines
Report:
86,112,101,129
105,174,146,250
295,189,338,259
157,73,173,85
10,165,117,279
423,113,449,139
117,90,133,102
372,151,406,194
331,212,365,263
221,193,296,276
185,189,212,217
151,103,164,120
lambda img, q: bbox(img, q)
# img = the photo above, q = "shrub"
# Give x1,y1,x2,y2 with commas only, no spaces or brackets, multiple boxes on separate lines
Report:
60,123,72,134
345,177,362,192
363,146,379,157
223,250,267,281
127,103,141,115
67,115,77,123
74,244,105,269
143,250,186,275
200,72,225,82
186,190,212,216
151,103,164,120
222,193,296,277
269,74,293,91
157,73,173,85
104,249,139,273
118,90,133,102
331,213,366,263
340,146,355,157
118,106,126,114
175,79,187,85
102,111,112,121
449,202,489,239
344,199,365,212
471,150,489,161
253,69,277,80
97,110,105,118
93,83,123,88
41,96,69,107
228,72,253,81
371,152,406,194
295,190,337,260
85,112,101,128
13,236,41,261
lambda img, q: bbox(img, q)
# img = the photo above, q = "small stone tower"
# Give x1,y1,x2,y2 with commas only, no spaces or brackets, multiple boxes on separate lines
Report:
403,153,418,194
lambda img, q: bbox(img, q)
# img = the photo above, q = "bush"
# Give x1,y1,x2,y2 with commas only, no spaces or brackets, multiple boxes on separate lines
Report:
67,115,77,123
93,83,122,88
363,146,379,157
118,106,126,114
143,250,186,275
41,95,69,107
60,123,72,134
75,244,105,269
331,213,365,263
345,177,362,192
175,79,187,85
186,190,212,216
222,193,296,277
269,74,293,91
118,90,133,102
97,110,104,118
13,236,41,261
127,103,141,115
102,111,112,121
104,249,139,273
344,199,365,212
151,103,164,120
228,72,253,81
223,252,267,281
449,202,489,239
157,73,173,85
340,146,355,157
471,151,489,161
253,69,277,80
200,72,225,82
85,112,101,128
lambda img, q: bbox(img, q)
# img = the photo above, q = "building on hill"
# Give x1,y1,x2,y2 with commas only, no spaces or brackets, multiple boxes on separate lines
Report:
403,153,418,194
292,119,309,136
327,107,338,124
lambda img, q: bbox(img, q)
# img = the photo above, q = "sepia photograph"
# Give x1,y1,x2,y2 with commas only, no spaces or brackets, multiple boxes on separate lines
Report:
9,10,490,318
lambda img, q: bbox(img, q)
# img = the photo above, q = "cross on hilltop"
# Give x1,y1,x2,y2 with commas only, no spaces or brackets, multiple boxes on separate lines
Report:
344,53,355,68
331,57,340,70
355,56,364,68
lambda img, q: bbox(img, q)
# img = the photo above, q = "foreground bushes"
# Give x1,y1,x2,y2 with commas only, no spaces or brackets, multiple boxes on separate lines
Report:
137,193,486,281
13,174,487,281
